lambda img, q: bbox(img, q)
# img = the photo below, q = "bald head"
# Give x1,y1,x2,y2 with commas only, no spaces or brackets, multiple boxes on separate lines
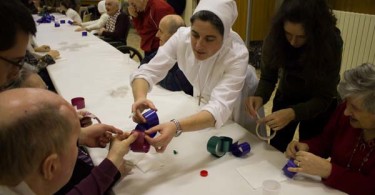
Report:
0,88,74,125
0,88,79,187
156,15,185,46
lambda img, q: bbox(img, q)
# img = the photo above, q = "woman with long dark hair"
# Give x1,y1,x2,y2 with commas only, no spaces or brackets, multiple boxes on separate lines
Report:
247,0,343,152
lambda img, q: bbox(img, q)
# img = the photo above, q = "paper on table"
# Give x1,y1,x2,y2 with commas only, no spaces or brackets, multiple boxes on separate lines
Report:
134,152,164,173
236,160,287,189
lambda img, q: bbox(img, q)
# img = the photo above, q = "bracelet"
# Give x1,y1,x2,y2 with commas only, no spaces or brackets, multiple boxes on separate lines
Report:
170,119,182,137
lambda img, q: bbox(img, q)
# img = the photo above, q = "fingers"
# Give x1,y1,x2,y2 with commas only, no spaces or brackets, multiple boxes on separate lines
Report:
145,127,158,136
155,145,166,153
147,102,157,111
123,131,138,146
287,167,301,173
245,98,258,118
105,125,123,135
144,132,167,153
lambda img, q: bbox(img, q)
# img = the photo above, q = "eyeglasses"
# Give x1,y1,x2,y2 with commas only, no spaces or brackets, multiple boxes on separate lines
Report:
0,56,25,69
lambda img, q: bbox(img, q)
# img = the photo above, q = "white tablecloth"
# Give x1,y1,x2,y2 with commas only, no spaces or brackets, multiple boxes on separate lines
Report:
34,14,347,195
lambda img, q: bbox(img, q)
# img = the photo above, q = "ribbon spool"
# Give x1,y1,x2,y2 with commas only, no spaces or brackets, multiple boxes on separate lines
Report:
255,122,277,141
207,136,251,158
130,110,159,152
282,159,298,178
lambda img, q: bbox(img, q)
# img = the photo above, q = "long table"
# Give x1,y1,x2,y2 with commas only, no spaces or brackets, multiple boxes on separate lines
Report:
34,14,346,195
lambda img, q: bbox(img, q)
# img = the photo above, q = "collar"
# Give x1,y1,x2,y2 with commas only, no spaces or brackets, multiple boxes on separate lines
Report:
0,182,36,195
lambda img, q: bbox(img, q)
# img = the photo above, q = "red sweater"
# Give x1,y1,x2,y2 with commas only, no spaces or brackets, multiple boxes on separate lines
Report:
303,103,375,195
132,0,175,52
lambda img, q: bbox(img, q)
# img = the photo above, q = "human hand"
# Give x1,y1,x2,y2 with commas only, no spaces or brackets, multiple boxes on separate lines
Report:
259,108,295,131
98,28,105,35
285,140,309,159
245,96,263,119
47,50,60,59
131,98,157,123
34,45,51,52
128,4,138,18
144,122,176,153
79,124,123,147
75,27,85,32
108,132,138,175
288,151,332,178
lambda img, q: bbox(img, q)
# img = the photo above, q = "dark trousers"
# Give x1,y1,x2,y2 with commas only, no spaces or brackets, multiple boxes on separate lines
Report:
270,91,338,152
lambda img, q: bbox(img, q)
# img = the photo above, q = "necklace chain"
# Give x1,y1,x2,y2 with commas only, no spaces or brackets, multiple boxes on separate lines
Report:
346,131,375,172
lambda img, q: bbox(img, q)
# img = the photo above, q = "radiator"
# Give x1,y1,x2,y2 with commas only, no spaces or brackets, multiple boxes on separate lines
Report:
333,10,375,75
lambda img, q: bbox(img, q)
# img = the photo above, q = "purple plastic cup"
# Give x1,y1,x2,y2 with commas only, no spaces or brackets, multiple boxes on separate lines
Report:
130,130,150,153
71,97,85,109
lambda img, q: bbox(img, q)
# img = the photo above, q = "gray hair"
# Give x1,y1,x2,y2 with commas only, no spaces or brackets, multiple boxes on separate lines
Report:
0,103,72,185
337,63,375,113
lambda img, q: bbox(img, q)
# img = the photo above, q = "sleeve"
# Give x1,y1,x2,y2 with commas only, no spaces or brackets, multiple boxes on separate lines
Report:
322,164,375,195
36,54,56,70
254,37,279,104
131,14,142,32
85,14,109,31
102,13,130,41
302,103,345,157
66,158,120,195
129,30,180,91
290,32,343,121
202,43,248,128
81,20,96,27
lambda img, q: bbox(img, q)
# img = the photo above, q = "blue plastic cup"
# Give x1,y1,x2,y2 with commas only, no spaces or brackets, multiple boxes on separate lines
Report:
282,159,298,178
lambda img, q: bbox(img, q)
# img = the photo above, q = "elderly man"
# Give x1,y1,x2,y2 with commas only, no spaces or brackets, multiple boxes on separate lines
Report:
0,0,46,92
141,14,193,95
98,0,130,44
128,0,175,59
286,63,375,195
0,88,138,194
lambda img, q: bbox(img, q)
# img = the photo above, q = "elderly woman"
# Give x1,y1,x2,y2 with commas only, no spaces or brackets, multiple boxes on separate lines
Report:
286,63,375,195
130,0,249,152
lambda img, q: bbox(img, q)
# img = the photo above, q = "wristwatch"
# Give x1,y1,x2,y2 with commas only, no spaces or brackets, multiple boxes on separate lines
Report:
170,119,182,137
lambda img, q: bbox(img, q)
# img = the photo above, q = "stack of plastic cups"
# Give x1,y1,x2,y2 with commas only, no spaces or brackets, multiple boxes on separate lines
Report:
130,110,159,153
